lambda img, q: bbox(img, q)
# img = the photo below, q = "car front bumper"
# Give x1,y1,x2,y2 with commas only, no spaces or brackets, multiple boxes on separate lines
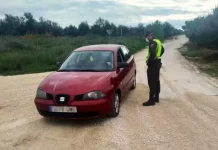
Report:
34,98,111,119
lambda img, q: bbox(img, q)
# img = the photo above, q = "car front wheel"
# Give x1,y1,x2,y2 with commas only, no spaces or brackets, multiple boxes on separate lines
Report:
130,73,136,90
109,92,120,117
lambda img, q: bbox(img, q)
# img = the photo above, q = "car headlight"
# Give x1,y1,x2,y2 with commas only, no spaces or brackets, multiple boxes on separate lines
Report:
36,88,53,100
83,91,105,100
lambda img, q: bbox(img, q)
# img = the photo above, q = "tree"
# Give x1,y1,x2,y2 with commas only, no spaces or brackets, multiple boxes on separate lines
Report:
163,22,174,38
183,6,218,49
78,21,90,36
24,12,36,34
64,25,78,36
0,13,181,38
146,20,164,41
91,17,111,36
136,23,145,37
110,23,117,36
117,25,129,36
91,24,101,35
51,22,63,36
0,14,23,35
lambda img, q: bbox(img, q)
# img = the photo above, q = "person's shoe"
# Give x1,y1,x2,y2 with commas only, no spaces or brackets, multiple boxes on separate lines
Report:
154,97,159,103
154,95,159,103
142,100,155,106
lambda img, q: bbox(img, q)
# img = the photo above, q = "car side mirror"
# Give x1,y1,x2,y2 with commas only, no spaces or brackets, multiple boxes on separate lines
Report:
56,62,62,69
117,62,129,69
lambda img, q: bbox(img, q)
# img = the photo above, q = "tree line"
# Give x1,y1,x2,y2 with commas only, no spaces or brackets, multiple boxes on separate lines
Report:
0,12,183,39
183,7,218,49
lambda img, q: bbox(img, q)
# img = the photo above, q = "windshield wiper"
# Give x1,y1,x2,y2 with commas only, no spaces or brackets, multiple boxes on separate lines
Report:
78,69,101,72
58,69,102,72
58,69,79,72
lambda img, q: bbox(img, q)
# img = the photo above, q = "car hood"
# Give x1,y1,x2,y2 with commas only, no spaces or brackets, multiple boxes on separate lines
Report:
39,71,113,95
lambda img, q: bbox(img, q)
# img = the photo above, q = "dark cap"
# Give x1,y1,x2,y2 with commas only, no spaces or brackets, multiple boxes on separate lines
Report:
145,30,152,37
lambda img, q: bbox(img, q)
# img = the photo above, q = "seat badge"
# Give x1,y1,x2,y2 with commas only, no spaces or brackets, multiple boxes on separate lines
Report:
60,97,65,102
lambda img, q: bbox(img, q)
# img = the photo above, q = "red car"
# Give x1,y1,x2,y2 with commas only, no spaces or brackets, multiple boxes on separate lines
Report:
35,44,136,119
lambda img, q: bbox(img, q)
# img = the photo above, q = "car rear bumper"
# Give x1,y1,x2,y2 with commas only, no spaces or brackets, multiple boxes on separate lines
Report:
34,98,111,119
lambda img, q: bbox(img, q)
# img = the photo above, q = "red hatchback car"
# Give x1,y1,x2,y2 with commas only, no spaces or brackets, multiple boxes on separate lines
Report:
35,44,136,119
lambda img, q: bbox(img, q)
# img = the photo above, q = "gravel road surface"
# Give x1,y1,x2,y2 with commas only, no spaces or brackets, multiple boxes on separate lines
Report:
1,35,218,150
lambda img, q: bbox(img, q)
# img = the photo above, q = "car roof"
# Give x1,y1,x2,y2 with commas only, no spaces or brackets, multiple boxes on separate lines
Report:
74,44,124,52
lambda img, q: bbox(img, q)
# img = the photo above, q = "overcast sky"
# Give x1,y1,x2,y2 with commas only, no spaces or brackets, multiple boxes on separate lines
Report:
0,0,218,29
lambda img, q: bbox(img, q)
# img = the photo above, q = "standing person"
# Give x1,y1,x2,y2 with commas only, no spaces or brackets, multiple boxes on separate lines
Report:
143,30,164,106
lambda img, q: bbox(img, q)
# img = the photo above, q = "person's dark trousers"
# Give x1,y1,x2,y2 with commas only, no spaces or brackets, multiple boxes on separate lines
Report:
147,62,161,103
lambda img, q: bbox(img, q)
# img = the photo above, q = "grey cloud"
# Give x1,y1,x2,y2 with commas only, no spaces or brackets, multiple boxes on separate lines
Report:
166,20,186,29
142,8,191,16
0,0,199,28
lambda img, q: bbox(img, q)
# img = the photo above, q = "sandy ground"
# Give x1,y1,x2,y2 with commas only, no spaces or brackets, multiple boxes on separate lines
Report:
0,35,218,150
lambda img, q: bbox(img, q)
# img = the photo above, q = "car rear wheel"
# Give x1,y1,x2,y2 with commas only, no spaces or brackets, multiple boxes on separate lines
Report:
109,92,120,117
130,73,136,90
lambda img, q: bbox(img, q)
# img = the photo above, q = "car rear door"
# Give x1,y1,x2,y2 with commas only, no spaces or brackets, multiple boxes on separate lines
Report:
120,46,135,90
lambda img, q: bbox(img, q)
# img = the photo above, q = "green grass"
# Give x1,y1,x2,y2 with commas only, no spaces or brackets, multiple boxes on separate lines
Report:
0,35,146,75
200,65,218,77
179,42,218,78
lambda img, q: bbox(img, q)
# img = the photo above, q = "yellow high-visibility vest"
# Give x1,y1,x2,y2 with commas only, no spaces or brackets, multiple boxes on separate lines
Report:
145,39,162,62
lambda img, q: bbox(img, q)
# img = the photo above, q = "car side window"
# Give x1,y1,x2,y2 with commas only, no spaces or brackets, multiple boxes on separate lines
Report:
121,46,131,62
117,49,124,63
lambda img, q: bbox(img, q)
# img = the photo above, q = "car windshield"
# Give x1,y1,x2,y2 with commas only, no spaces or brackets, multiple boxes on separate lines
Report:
59,50,114,72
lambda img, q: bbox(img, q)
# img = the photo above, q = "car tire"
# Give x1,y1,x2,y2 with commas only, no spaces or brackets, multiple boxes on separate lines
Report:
109,92,120,117
130,73,136,90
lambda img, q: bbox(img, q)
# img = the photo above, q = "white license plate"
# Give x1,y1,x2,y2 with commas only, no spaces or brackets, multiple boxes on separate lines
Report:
49,106,77,113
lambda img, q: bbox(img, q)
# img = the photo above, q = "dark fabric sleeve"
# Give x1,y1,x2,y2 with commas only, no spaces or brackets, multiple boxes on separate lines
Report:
149,41,157,60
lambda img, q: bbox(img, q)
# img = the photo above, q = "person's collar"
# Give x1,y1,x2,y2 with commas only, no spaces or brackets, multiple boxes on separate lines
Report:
149,37,155,42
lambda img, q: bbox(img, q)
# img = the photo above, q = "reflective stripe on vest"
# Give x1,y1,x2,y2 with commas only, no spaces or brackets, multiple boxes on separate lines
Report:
145,39,162,62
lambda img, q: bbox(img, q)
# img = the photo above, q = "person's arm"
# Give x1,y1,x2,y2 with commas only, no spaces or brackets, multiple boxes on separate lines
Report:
149,41,157,60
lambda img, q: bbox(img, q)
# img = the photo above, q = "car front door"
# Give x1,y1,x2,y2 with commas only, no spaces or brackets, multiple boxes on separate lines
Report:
120,46,135,90
116,49,129,97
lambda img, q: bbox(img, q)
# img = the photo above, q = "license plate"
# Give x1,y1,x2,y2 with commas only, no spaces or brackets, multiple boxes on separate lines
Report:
49,106,77,113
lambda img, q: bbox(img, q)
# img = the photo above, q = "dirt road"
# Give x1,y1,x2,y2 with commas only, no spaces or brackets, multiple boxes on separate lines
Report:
1,35,218,150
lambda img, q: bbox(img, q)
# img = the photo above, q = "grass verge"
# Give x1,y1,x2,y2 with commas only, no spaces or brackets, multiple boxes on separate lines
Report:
0,35,146,75
178,42,218,78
